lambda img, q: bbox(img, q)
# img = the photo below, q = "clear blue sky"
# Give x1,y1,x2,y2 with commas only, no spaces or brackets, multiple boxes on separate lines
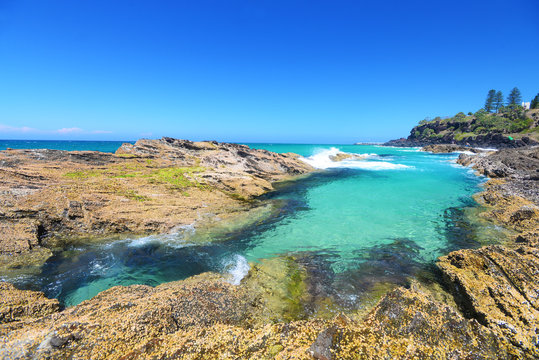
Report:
0,0,538,143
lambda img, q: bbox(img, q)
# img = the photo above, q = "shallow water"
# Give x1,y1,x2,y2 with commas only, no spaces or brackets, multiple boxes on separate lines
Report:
2,143,508,308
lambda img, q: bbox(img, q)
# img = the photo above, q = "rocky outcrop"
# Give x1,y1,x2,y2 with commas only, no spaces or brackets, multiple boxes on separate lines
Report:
0,282,59,325
328,153,369,162
0,275,518,359
386,133,537,148
431,146,539,357
421,144,481,153
384,109,539,148
0,138,313,267
438,245,539,356
458,146,539,205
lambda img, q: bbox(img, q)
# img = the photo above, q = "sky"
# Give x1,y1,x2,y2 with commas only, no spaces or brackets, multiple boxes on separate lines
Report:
0,0,538,143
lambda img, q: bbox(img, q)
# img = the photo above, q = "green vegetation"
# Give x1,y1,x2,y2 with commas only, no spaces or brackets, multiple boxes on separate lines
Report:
149,166,206,189
413,87,538,142
494,91,504,112
484,89,495,112
119,189,148,202
63,170,101,179
115,153,137,158
531,93,539,109
63,164,207,199
507,87,522,106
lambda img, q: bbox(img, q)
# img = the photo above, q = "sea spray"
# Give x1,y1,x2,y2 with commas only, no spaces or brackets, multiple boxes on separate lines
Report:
301,147,412,170
222,254,250,285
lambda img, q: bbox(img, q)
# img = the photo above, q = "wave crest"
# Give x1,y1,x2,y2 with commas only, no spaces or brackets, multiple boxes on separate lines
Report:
301,147,412,170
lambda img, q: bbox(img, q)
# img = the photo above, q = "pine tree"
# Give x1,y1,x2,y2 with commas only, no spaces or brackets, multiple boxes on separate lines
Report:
507,87,522,106
494,91,504,112
531,93,539,109
484,89,496,112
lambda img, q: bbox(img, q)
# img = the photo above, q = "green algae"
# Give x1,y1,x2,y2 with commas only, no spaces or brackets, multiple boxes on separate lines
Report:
242,256,310,324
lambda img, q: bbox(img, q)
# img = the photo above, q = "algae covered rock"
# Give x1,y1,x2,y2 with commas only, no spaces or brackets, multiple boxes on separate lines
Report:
0,138,314,267
438,245,539,357
0,282,59,324
324,286,517,359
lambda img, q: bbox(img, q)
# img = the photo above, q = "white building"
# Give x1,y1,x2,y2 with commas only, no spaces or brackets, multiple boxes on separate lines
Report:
522,102,531,110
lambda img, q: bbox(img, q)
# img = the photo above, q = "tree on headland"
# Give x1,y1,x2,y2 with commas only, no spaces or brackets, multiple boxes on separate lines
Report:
507,87,522,106
484,89,496,112
494,91,504,112
531,93,539,109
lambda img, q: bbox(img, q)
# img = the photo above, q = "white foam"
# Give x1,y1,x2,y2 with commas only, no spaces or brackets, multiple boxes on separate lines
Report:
223,254,250,285
393,148,422,152
300,147,412,170
126,233,185,249
453,150,476,155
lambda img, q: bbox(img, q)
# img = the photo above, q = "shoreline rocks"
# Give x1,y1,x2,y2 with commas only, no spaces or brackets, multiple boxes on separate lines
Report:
421,144,482,154
0,137,313,268
2,141,539,358
385,133,537,148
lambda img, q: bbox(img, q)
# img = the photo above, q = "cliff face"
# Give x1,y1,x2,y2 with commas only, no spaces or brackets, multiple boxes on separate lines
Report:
0,138,313,268
385,109,539,148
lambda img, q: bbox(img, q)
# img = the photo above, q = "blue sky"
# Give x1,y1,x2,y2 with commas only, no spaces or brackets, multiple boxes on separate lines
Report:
0,0,538,143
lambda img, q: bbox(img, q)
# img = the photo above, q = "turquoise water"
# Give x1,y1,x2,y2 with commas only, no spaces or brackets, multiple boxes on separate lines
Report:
0,140,130,152
2,141,495,308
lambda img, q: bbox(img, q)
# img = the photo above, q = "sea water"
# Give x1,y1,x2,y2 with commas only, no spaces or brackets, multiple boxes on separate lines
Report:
1,141,502,308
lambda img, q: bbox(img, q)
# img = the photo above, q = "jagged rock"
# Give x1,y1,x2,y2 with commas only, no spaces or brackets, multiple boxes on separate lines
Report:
0,282,59,324
438,245,539,356
329,286,518,359
0,138,313,267
0,277,519,359
421,144,481,153
459,147,539,208
328,153,368,162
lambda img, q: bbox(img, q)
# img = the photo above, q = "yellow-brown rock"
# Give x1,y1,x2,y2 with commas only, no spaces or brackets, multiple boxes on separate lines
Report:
0,138,313,267
0,279,518,359
438,245,539,356
0,282,59,325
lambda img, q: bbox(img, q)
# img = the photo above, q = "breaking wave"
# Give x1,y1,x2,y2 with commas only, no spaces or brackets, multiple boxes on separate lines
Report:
301,147,412,170
222,254,250,285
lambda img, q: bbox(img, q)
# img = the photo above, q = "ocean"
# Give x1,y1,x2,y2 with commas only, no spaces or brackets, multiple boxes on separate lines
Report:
1,140,504,309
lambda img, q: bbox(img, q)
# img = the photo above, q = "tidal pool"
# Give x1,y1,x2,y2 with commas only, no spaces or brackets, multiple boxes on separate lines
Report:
3,145,508,308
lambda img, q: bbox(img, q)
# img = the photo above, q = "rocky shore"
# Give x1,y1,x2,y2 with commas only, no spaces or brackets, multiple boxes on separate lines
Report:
1,141,539,359
0,137,312,270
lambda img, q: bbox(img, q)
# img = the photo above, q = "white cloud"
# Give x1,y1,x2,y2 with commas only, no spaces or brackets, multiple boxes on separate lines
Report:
0,124,39,133
56,127,83,134
0,124,113,135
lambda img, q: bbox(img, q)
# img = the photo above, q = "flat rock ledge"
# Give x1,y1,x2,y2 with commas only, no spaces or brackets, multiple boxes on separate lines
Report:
0,137,313,268
421,144,482,154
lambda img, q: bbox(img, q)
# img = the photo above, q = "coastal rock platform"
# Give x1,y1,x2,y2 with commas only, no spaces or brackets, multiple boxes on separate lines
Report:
2,142,539,358
0,137,313,268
